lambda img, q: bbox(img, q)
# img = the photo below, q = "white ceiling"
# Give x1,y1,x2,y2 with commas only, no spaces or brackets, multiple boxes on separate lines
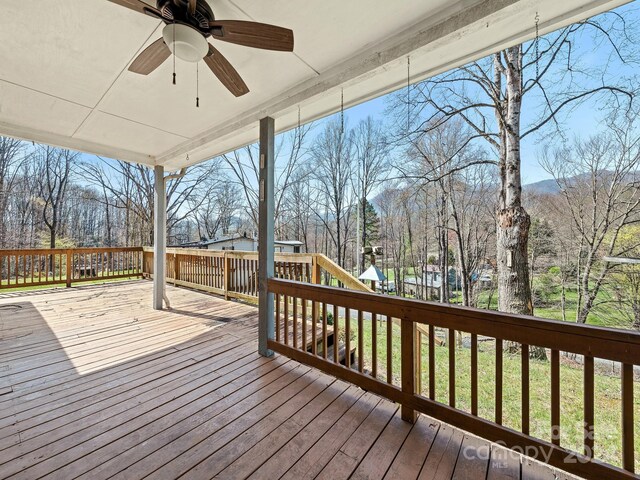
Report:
0,0,629,169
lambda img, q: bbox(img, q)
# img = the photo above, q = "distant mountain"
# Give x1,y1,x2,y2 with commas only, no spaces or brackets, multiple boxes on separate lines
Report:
523,178,560,195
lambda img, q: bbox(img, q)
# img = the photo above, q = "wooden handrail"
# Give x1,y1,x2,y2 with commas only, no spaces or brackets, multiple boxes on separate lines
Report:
269,279,640,363
0,247,144,290
141,248,371,303
314,254,374,292
267,278,639,480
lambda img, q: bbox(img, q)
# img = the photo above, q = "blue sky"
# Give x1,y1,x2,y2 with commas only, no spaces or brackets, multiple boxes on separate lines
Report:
319,91,592,184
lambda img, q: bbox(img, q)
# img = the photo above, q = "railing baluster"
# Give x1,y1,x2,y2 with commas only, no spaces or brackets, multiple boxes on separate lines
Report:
275,293,281,343
584,355,594,458
401,318,417,423
622,363,634,473
449,328,456,408
358,311,364,373
311,300,317,355
429,324,435,400
293,295,298,349
345,308,351,369
333,304,339,364
302,297,307,352
387,315,392,384
416,330,422,395
496,338,503,425
372,313,378,379
322,302,328,360
551,349,560,445
244,259,248,294
284,294,289,346
471,333,478,416
522,344,530,435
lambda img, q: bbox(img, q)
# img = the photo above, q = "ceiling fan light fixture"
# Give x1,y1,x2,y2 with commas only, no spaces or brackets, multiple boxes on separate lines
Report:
162,23,208,62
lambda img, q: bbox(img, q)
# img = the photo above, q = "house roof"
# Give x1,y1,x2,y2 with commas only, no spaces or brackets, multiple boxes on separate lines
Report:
191,235,301,246
0,0,628,169
273,240,303,246
359,265,387,283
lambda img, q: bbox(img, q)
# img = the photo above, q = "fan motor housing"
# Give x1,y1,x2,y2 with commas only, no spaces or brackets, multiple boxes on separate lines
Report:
157,0,215,33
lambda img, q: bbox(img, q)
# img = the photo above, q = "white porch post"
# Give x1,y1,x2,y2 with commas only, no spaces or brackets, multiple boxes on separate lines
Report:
153,165,166,310
258,117,275,357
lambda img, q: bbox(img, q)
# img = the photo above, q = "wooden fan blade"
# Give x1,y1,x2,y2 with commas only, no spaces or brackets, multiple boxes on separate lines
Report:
188,0,197,15
107,0,161,18
210,21,294,52
129,38,171,75
204,45,249,97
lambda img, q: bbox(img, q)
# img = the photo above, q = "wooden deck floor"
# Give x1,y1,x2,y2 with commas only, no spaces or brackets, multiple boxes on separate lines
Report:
0,281,577,480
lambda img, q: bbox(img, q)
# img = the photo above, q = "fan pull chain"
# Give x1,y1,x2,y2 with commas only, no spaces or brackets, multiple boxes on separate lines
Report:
196,62,200,107
172,22,177,85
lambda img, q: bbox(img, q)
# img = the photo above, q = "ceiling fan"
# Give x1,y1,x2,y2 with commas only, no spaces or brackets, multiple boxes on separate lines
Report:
109,0,294,97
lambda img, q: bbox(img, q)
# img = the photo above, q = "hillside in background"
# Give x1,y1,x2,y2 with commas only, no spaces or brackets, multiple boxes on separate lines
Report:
523,178,560,195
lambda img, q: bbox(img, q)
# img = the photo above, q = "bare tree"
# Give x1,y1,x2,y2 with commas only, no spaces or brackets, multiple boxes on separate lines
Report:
375,185,407,294
609,226,640,329
395,11,637,317
81,158,216,246
36,146,78,249
448,164,496,307
0,137,27,248
221,124,312,233
541,120,640,324
190,181,242,239
405,119,495,305
353,117,390,271
282,166,314,251
309,119,356,268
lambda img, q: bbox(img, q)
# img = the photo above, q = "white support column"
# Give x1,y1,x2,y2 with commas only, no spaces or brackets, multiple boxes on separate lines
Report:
258,117,275,357
153,165,166,310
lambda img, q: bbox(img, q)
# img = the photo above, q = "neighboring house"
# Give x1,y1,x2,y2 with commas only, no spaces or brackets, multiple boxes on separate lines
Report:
403,266,459,297
404,265,494,297
176,233,303,253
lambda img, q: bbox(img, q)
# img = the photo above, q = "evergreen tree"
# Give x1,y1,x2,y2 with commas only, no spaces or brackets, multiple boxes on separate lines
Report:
363,199,380,246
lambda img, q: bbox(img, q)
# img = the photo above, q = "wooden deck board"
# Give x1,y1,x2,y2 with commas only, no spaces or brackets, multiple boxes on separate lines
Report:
0,281,579,480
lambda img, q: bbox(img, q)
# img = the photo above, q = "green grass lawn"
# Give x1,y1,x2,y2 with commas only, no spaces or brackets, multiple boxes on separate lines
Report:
399,273,636,330
338,318,640,471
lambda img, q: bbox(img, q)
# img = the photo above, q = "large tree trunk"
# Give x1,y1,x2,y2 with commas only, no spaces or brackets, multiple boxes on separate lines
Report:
496,206,532,314
496,47,533,316
438,191,449,304
496,47,544,359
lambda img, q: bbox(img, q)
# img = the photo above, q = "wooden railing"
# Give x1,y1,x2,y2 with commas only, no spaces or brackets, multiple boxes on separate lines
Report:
267,279,640,480
0,247,144,289
142,247,370,302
